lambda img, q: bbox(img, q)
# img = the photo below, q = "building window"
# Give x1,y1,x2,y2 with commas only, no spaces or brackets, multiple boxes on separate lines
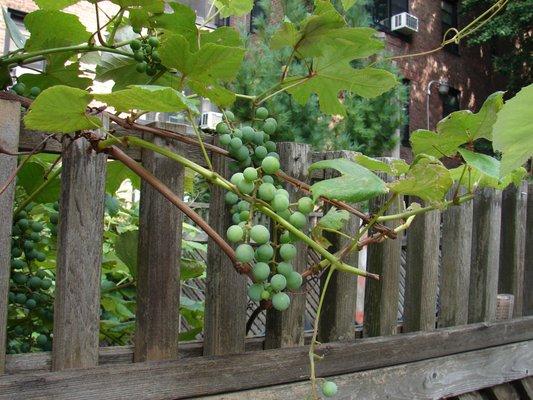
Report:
373,0,409,30
441,0,459,54
442,87,461,118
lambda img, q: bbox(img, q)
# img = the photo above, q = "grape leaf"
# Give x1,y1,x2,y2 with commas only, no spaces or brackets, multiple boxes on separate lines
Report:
308,158,388,202
95,53,152,91
2,6,26,48
410,129,468,158
18,62,91,95
24,86,101,133
200,26,243,48
17,162,61,203
388,155,453,204
341,0,356,10
114,230,138,278
311,207,350,249
450,165,527,191
214,0,253,17
354,153,409,176
24,10,90,52
492,83,533,176
129,8,150,32
33,0,79,9
188,80,236,107
150,3,197,46
95,85,199,113
106,160,141,194
437,91,504,141
180,258,207,280
289,59,397,115
457,148,500,180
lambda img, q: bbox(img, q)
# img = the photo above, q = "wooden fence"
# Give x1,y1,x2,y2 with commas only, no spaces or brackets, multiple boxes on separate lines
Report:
0,98,532,399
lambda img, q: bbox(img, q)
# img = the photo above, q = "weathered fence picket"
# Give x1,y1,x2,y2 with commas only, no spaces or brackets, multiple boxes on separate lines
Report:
499,182,528,317
203,138,247,355
404,205,440,332
318,151,360,343
438,188,473,327
364,158,402,337
134,133,184,362
52,131,107,370
0,101,531,399
265,142,311,348
469,188,502,323
0,99,20,373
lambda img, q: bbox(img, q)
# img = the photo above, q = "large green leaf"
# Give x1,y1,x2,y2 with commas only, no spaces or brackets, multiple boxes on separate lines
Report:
150,3,197,46
410,129,468,158
214,0,253,17
450,165,527,191
308,158,388,202
111,0,164,12
114,230,138,278
18,62,91,95
33,0,79,9
95,85,199,113
437,91,504,141
311,207,350,249
492,84,533,176
388,155,453,204
188,80,236,107
289,60,397,115
200,26,243,48
353,153,409,176
2,7,26,48
24,86,101,133
17,161,61,203
24,10,90,52
95,53,152,91
106,160,141,194
457,148,500,179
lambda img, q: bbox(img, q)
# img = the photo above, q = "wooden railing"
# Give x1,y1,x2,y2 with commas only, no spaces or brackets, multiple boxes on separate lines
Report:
0,98,531,399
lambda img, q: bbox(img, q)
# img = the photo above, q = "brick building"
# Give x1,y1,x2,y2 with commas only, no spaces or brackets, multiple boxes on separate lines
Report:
1,0,501,158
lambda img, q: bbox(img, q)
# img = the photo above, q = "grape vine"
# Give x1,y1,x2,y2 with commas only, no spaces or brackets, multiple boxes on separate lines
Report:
0,0,531,398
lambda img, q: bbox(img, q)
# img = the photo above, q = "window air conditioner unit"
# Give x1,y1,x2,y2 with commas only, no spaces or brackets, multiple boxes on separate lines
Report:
391,12,419,34
200,111,223,130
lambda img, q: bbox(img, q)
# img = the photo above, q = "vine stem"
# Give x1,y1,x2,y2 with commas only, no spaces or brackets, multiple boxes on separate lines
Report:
14,166,62,215
376,194,474,222
187,109,213,170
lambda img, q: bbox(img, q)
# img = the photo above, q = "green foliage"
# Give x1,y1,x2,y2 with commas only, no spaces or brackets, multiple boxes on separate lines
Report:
461,0,532,94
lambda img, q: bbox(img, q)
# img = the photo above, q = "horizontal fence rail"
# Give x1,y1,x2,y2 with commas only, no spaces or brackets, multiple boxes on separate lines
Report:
0,100,531,399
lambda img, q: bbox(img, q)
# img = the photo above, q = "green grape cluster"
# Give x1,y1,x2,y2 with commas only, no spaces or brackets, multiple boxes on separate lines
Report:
11,82,41,98
130,36,163,77
218,107,314,312
6,202,58,354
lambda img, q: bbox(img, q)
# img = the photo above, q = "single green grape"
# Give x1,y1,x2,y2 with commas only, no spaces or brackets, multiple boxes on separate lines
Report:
278,209,291,221
250,225,270,244
276,262,293,277
25,299,37,309
232,128,242,138
133,51,144,62
148,36,159,48
230,172,245,185
224,110,235,121
247,283,264,302
279,231,291,244
15,211,27,221
255,107,269,120
243,167,258,182
151,51,161,62
31,222,43,232
270,274,287,291
14,293,27,304
271,292,290,311
40,279,52,290
23,240,34,252
18,219,29,230
289,211,307,229
12,82,26,95
36,334,48,347
263,117,277,135
322,381,338,397
49,212,59,225
220,134,231,146
237,179,255,194
255,244,274,261
265,141,277,153
11,247,22,258
258,183,276,202
266,152,279,159
136,61,148,73
254,145,268,159
237,201,250,212
261,156,280,175
279,243,297,261
30,87,41,97
260,290,271,300
35,251,46,262
271,194,289,212
236,146,250,162
286,271,303,290
232,213,241,225
277,188,290,198
143,44,152,54
252,262,270,282
225,192,239,205
239,210,250,221
226,225,244,243
235,244,254,263
130,39,142,50
11,259,26,270
298,197,314,214
36,269,46,279
28,276,42,289
241,126,255,142
29,232,41,242
229,137,243,151
252,131,264,145
262,175,275,184
216,122,230,135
